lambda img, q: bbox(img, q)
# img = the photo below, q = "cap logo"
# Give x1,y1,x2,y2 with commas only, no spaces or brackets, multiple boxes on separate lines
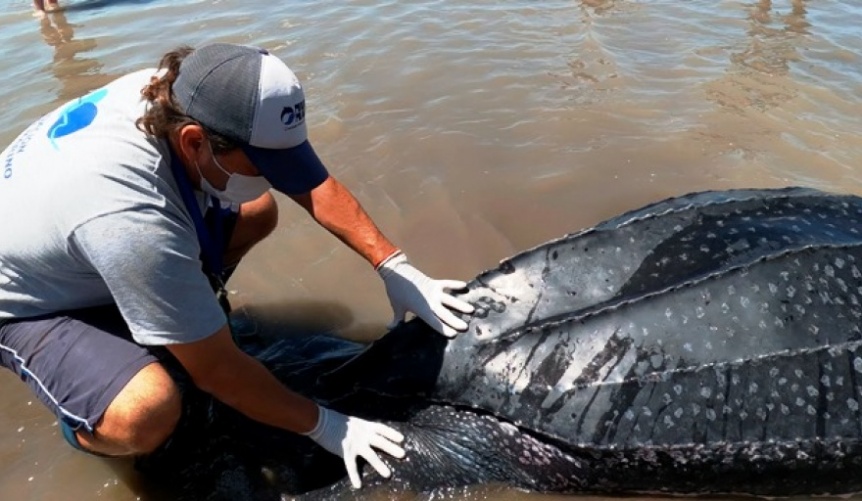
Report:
280,101,305,129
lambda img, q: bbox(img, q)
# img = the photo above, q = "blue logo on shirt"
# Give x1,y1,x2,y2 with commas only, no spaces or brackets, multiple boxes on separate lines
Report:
47,88,108,149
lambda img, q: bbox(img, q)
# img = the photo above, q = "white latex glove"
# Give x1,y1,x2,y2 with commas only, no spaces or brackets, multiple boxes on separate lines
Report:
376,251,475,337
303,404,406,489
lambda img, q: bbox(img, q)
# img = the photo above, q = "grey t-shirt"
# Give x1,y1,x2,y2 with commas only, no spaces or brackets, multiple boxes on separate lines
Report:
0,70,226,345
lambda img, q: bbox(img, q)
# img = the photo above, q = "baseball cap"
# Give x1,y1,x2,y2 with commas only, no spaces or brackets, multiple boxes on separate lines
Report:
173,43,329,194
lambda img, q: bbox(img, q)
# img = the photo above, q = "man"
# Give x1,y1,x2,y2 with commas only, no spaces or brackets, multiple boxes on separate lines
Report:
0,43,474,489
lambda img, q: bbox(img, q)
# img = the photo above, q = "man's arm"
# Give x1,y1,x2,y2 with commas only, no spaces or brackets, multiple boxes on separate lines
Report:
166,325,405,488
289,175,475,337
288,175,397,268
166,324,319,433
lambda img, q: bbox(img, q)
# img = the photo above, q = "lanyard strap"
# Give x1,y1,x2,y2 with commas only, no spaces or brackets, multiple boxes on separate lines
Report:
168,147,224,279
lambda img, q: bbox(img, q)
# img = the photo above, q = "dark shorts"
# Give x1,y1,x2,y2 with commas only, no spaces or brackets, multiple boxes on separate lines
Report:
0,206,238,453
0,305,158,435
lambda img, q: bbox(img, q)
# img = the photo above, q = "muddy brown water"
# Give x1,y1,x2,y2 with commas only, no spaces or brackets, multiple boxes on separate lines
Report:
1,0,860,499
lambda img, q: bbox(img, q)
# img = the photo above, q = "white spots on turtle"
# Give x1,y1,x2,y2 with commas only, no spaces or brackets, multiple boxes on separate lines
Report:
642,407,653,417
665,307,673,319
807,405,817,416
773,317,785,328
825,265,836,278
721,302,731,314
728,284,737,296
794,368,804,379
706,231,717,239
691,403,701,415
806,386,819,397
837,278,849,293
706,408,717,421
680,253,689,262
835,257,846,269
826,392,835,402
681,314,689,325
672,384,683,396
766,402,776,412
768,283,778,295
625,409,635,421
739,297,751,310
683,342,693,353
809,324,820,337
853,357,862,373
769,367,780,377
795,304,806,316
778,377,788,386
853,265,862,279
731,373,741,386
674,407,684,419
695,306,706,319
848,398,859,412
701,387,712,398
749,382,759,394
673,224,684,232
663,415,675,428
700,244,710,253
705,341,714,350
725,327,736,338
662,393,673,405
722,405,733,415
739,410,749,420
659,256,671,267
780,404,791,415
642,327,650,337
791,383,800,393
756,407,768,420
821,375,832,387
781,271,791,282
650,354,664,368
758,319,768,330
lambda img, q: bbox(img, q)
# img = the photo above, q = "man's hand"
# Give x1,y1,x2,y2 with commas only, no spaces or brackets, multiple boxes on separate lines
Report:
377,251,475,337
304,405,406,489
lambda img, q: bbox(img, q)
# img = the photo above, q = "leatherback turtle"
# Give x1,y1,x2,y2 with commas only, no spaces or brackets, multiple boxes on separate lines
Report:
139,187,862,500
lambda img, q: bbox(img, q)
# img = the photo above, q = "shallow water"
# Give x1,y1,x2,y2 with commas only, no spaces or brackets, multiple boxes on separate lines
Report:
1,0,861,499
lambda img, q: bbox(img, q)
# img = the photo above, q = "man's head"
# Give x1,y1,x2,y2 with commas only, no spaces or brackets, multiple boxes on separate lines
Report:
138,43,328,196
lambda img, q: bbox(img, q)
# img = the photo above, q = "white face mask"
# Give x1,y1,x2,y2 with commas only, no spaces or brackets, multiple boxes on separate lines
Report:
197,142,271,204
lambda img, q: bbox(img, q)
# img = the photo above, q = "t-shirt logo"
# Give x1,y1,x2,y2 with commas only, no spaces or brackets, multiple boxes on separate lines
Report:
47,88,108,149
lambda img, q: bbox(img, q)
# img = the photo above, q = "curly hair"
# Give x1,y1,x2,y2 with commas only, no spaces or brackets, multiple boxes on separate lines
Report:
136,46,236,153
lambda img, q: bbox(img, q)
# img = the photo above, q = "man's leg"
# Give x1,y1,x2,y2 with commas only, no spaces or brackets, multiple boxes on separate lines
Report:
224,191,278,267
74,361,181,456
0,306,181,457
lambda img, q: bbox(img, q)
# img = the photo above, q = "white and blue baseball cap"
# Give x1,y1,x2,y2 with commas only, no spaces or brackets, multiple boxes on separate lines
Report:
173,43,328,194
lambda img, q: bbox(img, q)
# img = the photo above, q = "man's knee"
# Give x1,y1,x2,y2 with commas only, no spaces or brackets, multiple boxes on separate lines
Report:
226,192,279,263
240,191,279,240
88,362,182,455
